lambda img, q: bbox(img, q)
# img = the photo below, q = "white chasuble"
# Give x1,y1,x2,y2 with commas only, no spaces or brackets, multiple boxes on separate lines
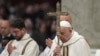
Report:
0,33,39,56
40,30,91,56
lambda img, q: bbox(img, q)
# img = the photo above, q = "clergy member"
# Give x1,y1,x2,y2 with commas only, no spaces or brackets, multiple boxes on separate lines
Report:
40,12,73,56
52,21,91,56
0,19,39,56
45,12,72,48
40,21,91,56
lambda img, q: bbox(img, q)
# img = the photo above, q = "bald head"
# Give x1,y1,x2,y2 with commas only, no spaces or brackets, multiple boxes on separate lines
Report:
0,20,11,36
60,15,72,24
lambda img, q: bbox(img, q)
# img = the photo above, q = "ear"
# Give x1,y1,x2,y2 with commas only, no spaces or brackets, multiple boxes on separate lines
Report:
69,28,72,33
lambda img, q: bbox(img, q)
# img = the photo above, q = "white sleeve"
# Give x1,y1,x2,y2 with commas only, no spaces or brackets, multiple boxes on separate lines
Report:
0,47,9,56
39,38,58,56
47,40,58,56
39,47,50,56
39,36,61,56
0,43,10,56
11,41,39,56
39,41,58,56
10,50,20,56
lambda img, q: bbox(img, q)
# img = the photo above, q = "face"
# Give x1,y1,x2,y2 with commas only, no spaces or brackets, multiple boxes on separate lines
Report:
60,15,72,24
0,20,11,36
11,28,25,40
60,27,72,43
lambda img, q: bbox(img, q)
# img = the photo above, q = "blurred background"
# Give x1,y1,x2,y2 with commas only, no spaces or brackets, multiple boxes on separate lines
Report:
0,0,60,53
0,0,100,56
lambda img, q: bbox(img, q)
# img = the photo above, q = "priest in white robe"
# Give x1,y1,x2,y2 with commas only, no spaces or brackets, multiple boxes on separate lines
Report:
40,21,91,56
0,19,39,56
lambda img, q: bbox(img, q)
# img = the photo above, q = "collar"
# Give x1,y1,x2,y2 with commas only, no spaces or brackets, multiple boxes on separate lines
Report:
63,30,84,46
18,33,31,41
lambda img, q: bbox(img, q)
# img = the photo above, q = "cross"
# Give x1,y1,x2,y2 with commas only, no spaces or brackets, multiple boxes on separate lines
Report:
47,2,61,45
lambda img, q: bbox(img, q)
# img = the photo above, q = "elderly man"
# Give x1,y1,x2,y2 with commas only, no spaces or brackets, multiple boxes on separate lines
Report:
0,19,39,56
40,12,73,56
45,12,72,48
0,19,15,53
40,12,91,56
52,21,91,56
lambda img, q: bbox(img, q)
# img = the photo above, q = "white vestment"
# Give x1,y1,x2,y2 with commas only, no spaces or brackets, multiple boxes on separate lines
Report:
95,49,100,56
0,33,39,56
40,30,91,56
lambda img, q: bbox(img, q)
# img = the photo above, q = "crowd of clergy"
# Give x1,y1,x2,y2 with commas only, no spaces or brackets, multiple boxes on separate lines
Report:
0,1,92,56
0,12,92,56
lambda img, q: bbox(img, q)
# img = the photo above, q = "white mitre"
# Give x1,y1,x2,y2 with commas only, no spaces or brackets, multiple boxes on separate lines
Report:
60,21,72,27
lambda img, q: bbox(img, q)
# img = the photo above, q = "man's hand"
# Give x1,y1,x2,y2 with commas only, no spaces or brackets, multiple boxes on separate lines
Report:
45,38,52,48
53,46,61,56
7,43,16,54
